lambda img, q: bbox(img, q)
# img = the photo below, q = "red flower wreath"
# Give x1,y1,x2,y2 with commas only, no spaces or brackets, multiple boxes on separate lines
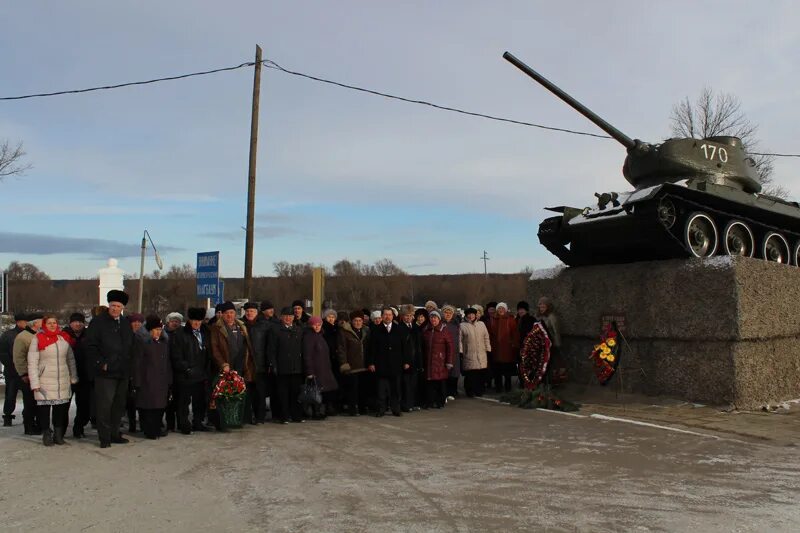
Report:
519,322,552,390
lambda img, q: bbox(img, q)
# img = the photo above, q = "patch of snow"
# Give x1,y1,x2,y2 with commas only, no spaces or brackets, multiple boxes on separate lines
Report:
529,265,567,281
624,185,662,203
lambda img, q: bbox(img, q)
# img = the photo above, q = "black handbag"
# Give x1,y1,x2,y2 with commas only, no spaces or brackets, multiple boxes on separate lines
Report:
298,377,322,406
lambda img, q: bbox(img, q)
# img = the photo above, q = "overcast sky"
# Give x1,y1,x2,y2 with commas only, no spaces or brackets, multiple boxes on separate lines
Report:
1,1,798,279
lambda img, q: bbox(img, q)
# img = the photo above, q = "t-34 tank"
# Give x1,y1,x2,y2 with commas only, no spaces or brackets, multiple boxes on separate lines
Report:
503,51,800,267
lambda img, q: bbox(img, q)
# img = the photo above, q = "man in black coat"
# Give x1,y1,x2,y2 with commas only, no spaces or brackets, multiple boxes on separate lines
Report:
242,302,269,423
63,313,91,437
84,290,135,448
260,300,281,418
267,307,304,423
398,305,424,412
366,308,411,417
169,307,211,434
0,312,28,426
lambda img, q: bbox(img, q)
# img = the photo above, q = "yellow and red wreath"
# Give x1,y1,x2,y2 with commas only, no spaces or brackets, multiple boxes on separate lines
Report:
589,323,622,385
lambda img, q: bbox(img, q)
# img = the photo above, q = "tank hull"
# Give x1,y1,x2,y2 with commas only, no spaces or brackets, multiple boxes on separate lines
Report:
539,183,800,267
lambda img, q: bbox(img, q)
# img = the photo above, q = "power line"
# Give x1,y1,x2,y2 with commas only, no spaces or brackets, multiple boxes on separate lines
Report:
0,62,255,101
1,56,799,158
261,60,611,140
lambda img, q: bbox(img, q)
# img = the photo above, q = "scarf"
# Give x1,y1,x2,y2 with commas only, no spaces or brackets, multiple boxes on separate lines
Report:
36,327,76,351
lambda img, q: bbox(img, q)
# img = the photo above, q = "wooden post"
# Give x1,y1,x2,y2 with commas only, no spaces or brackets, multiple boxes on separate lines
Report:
243,45,262,300
312,267,325,317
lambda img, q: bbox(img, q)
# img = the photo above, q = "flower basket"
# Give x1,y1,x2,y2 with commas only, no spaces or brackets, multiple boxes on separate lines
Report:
217,396,246,428
210,370,247,406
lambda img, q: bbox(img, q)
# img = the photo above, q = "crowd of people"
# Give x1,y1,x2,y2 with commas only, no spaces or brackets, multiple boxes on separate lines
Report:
0,290,561,448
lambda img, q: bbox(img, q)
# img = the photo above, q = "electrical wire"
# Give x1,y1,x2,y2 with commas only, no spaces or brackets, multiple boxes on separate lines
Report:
261,60,611,140
1,56,798,157
0,62,255,101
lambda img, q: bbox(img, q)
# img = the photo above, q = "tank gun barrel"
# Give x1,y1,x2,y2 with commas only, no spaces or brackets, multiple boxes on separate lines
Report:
503,51,636,150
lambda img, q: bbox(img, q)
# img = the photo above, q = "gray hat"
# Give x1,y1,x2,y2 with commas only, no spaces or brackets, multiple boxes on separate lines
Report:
429,310,442,320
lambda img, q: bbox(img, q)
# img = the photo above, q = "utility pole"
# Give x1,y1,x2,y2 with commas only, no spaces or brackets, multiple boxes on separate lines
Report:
243,44,262,300
138,234,147,312
480,250,490,276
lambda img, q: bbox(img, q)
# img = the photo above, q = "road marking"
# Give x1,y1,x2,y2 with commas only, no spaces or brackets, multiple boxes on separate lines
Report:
535,408,586,418
590,414,721,439
475,396,500,403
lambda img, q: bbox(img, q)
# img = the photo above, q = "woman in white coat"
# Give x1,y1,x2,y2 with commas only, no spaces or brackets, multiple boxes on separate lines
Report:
459,308,491,397
28,314,79,446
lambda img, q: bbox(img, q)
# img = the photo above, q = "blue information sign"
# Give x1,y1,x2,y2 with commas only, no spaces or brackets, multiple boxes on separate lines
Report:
217,280,225,305
196,251,220,300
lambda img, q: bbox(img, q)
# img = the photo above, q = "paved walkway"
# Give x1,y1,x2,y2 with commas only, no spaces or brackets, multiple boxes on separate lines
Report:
1,390,798,532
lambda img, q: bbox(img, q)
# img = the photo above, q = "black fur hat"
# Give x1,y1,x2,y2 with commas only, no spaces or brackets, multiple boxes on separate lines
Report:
107,290,129,306
187,307,206,321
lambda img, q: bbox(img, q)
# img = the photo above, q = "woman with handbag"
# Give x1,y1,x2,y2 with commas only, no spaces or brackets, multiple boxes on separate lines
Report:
302,317,339,419
28,314,79,446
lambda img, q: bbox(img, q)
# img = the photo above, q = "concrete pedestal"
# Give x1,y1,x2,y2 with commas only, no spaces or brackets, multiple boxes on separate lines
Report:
528,256,800,409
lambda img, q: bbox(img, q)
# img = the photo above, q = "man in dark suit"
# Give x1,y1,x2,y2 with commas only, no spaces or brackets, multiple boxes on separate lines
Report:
366,308,411,417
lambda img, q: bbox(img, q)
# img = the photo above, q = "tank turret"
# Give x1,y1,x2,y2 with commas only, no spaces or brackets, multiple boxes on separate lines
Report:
503,52,800,267
502,52,762,194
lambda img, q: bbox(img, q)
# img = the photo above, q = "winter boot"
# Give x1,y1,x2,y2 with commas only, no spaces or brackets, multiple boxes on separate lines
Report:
53,427,66,445
24,421,42,436
3,415,14,426
42,429,54,447
72,425,85,438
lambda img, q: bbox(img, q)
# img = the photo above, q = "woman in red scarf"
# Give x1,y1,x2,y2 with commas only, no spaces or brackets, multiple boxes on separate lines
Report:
28,314,78,446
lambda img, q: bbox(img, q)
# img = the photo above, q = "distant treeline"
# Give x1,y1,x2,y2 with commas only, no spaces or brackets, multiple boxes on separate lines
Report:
7,273,530,317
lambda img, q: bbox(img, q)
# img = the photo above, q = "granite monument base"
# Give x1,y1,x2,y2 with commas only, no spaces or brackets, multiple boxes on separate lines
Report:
528,256,800,409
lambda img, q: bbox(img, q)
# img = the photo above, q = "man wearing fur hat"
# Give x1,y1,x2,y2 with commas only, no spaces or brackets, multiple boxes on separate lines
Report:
169,307,211,433
208,301,256,430
267,307,305,423
292,299,311,325
242,301,269,424
0,312,28,427
63,312,91,438
84,290,136,448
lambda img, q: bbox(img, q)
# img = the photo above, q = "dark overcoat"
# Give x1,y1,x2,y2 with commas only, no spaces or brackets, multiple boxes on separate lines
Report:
268,323,304,376
133,336,173,410
169,323,211,385
84,311,135,379
302,330,339,392
366,322,411,377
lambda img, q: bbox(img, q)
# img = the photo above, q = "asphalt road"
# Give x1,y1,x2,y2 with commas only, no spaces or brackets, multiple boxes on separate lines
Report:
0,397,798,532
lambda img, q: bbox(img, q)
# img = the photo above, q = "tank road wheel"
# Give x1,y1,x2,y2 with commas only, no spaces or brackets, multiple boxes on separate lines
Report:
794,242,800,267
684,212,718,258
657,197,677,229
723,221,755,257
762,232,790,263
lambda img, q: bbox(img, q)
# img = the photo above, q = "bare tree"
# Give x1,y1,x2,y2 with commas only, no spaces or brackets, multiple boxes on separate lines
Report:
373,258,407,276
6,261,50,281
273,261,314,277
670,88,786,198
163,263,196,279
0,140,31,180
